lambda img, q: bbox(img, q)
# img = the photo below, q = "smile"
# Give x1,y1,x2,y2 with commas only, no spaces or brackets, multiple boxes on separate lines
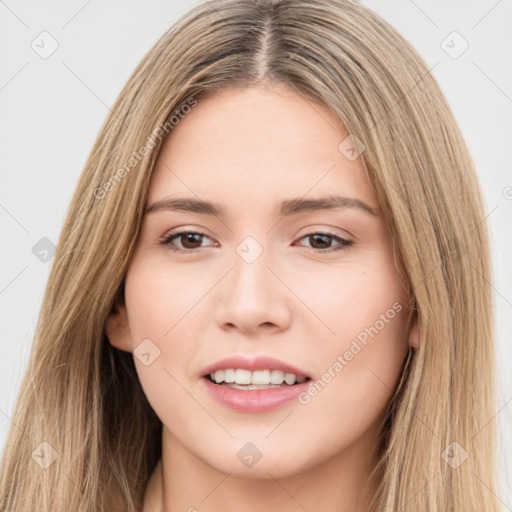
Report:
208,368,308,388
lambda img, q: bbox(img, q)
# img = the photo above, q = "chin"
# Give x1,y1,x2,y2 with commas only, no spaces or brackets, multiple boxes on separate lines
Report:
198,439,320,480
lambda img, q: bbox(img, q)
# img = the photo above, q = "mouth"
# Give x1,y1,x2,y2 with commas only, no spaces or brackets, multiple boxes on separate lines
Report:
203,368,311,390
200,355,312,412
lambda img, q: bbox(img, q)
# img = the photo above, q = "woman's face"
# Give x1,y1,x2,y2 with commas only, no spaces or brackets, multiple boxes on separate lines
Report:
107,84,418,479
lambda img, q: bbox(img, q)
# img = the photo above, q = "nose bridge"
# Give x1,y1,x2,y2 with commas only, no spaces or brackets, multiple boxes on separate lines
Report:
231,234,273,301
235,234,267,270
214,233,291,332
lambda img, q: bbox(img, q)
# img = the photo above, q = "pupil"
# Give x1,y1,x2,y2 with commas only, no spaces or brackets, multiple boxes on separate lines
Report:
183,233,202,248
310,234,330,249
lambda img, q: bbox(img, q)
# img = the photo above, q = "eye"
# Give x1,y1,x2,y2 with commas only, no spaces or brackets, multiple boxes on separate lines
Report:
159,230,353,253
295,232,353,253
160,230,217,252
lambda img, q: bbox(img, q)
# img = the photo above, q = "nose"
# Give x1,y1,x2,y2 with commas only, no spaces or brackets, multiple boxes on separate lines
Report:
214,242,292,335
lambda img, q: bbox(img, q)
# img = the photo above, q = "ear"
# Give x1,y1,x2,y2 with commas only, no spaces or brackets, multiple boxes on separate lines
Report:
105,301,133,353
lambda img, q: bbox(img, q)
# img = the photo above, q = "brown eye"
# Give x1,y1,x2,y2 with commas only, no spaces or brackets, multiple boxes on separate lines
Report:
160,230,352,254
161,231,214,252
307,234,332,249
296,232,353,253
177,233,204,249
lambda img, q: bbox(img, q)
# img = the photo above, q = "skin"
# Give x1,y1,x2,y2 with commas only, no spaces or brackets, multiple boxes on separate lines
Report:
106,83,419,512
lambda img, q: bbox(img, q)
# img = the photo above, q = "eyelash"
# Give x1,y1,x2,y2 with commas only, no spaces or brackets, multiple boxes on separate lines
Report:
159,229,353,254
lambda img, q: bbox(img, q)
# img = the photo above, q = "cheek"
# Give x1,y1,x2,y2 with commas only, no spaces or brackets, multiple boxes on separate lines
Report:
294,252,410,420
290,249,408,347
294,305,409,462
122,258,201,411
124,253,212,343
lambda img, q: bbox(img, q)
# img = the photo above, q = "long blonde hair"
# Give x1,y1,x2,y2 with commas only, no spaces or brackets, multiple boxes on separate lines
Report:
0,1,499,510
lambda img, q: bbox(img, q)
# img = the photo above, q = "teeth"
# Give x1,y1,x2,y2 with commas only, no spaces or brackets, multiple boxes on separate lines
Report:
209,369,306,386
235,368,252,384
252,370,270,385
284,373,297,385
270,369,284,384
224,369,235,383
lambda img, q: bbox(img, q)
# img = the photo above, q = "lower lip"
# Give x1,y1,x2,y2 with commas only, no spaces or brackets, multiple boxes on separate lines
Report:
201,377,311,413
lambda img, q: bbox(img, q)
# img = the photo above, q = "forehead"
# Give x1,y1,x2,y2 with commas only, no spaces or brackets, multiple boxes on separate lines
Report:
147,86,376,212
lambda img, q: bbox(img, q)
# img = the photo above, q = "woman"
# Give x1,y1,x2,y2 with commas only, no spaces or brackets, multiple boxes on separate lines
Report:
0,0,500,511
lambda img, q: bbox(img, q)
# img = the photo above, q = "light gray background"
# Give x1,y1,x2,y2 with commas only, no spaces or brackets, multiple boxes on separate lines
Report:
1,0,511,506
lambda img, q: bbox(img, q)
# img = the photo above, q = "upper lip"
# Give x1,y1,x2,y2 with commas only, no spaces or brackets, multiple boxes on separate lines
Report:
201,355,311,379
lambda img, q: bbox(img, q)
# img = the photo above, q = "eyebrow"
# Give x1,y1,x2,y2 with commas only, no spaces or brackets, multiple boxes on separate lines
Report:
145,195,379,217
